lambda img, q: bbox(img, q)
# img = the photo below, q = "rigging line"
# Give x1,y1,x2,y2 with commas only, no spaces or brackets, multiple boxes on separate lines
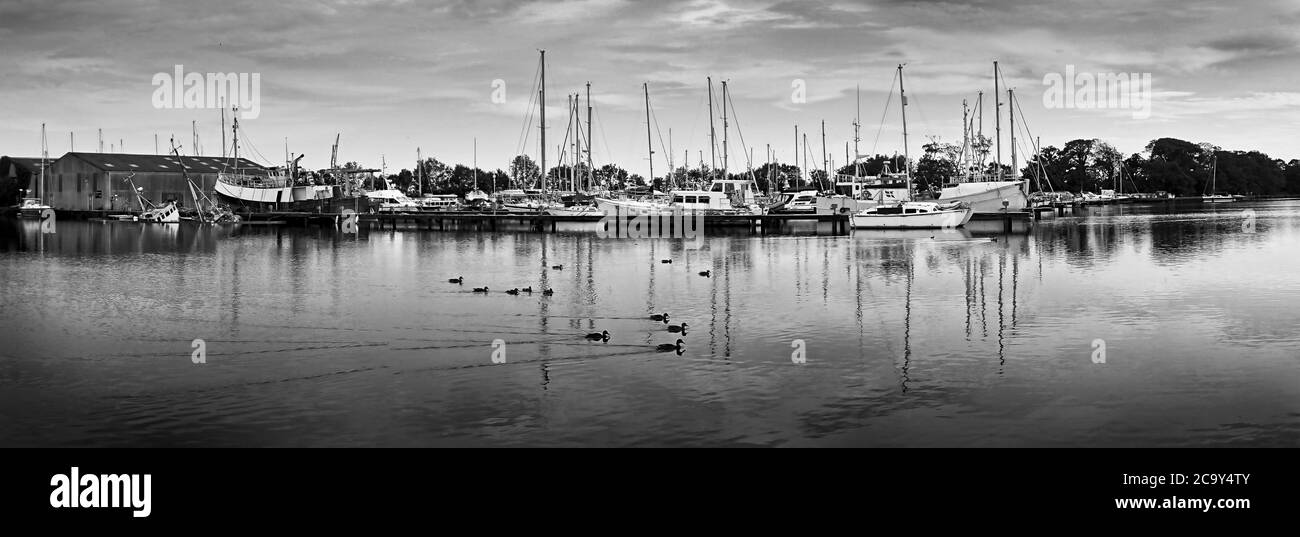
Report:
725,87,755,172
869,68,899,158
1011,91,1054,191
649,99,671,177
593,106,615,176
515,59,542,157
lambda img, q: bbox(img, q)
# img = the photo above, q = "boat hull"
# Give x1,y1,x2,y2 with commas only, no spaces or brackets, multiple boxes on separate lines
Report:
1202,196,1236,203
937,181,1027,213
852,207,973,229
594,197,673,215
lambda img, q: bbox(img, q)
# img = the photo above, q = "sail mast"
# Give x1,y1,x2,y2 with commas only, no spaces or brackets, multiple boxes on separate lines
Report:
539,50,546,193
994,61,1002,181
898,63,911,200
39,123,46,203
1009,88,1017,180
707,77,717,176
644,82,654,186
721,80,729,177
854,85,861,176
586,82,593,193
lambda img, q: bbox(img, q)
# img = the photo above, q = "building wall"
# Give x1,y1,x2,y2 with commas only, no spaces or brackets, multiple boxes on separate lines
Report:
47,157,220,212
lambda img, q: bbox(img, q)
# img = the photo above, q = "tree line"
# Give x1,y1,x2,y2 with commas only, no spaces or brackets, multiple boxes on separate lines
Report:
374,137,1300,197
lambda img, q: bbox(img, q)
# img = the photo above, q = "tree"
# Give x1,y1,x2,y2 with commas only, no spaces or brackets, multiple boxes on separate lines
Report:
508,155,540,189
1144,138,1206,195
914,142,961,192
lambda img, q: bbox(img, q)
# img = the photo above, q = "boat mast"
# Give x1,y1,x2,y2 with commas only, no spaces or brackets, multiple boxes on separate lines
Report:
1009,87,1016,180
39,123,46,203
994,61,1002,181
221,98,227,157
473,138,478,193
962,99,969,180
644,82,653,185
668,128,674,190
820,120,827,187
586,82,593,193
417,147,422,196
721,80,729,178
854,85,861,176
793,125,799,188
898,64,911,200
539,50,546,194
707,77,717,176
232,107,240,174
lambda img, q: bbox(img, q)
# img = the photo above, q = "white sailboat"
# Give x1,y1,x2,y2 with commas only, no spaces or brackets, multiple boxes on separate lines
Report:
1202,155,1235,203
853,65,972,229
17,124,52,218
933,61,1028,214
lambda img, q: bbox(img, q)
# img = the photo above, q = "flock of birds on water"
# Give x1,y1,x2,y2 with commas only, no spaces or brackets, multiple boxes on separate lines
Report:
448,257,709,355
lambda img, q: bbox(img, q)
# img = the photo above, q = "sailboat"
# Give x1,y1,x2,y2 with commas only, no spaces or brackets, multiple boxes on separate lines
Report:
1202,155,1235,203
852,65,972,229
594,81,674,216
17,124,52,218
933,61,1029,214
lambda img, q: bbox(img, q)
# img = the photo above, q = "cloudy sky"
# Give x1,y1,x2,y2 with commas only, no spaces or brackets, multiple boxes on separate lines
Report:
2,0,1298,175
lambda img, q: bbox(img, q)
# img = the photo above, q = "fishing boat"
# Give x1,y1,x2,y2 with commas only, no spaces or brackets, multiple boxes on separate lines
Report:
852,65,973,230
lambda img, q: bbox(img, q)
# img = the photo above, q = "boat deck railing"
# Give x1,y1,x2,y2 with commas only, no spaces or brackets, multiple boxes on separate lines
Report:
218,172,290,189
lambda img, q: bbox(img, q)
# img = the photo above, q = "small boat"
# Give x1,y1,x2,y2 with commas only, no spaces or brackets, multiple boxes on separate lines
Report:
1201,155,1235,203
852,201,972,229
15,198,51,218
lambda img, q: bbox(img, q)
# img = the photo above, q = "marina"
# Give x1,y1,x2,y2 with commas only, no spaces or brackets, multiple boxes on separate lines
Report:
3,0,1299,463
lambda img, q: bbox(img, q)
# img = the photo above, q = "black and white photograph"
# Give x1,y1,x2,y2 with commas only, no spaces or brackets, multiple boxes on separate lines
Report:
1,0,1297,520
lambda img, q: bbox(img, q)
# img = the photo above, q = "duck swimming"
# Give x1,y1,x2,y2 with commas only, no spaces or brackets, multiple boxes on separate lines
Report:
698,270,710,277
542,288,554,296
667,322,688,333
649,312,669,322
585,330,610,341
505,288,520,295
551,264,563,270
448,276,464,284
660,259,672,264
472,287,489,293
522,287,533,293
656,339,685,352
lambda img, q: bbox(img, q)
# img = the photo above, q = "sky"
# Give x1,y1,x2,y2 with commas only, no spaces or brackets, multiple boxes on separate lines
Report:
2,0,1298,175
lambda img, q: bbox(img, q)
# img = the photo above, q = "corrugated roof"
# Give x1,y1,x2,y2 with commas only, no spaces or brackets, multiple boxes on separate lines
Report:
57,152,268,173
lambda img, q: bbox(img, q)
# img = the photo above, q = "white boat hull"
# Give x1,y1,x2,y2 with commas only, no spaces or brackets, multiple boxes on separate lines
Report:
215,182,333,204
937,181,1027,213
1202,196,1236,203
594,197,673,215
852,207,973,229
544,206,604,216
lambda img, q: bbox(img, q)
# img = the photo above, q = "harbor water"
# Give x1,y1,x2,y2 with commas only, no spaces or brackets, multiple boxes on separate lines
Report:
2,201,1298,447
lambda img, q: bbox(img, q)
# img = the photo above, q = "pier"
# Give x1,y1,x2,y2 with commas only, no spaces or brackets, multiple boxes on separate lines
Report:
234,211,856,235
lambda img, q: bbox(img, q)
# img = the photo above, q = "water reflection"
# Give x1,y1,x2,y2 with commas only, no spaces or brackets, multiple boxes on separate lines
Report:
1,201,1299,447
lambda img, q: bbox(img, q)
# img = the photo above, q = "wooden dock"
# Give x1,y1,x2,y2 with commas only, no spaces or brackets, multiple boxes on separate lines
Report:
239,211,854,235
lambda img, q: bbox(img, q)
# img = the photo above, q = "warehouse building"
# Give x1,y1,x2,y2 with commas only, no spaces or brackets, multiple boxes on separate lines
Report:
0,156,50,207
40,152,266,211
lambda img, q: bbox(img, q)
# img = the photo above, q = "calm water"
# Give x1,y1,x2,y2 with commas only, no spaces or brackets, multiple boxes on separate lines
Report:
2,201,1299,447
